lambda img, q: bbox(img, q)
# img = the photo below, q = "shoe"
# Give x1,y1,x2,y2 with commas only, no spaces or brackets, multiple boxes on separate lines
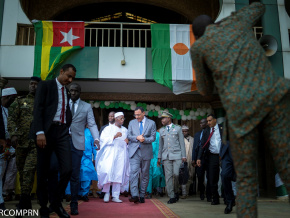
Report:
82,195,89,202
4,193,13,201
40,206,50,217
200,194,205,200
51,204,70,218
0,202,6,210
70,206,79,215
65,194,71,202
49,204,54,213
211,201,220,205
180,195,187,199
224,202,234,214
122,191,129,197
158,192,164,197
129,196,139,203
112,197,123,203
99,192,105,199
167,198,176,204
175,193,179,202
139,197,145,203
104,193,110,203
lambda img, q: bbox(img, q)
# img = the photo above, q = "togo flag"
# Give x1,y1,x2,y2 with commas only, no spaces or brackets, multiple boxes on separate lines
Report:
151,24,196,95
33,21,85,80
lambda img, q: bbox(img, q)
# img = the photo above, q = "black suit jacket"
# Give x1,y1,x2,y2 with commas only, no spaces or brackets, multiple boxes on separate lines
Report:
192,130,202,162
197,124,223,160
31,79,72,137
220,141,236,181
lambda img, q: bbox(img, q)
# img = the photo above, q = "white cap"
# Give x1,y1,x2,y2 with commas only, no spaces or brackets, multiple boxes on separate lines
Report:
2,87,17,96
114,112,124,118
182,125,189,130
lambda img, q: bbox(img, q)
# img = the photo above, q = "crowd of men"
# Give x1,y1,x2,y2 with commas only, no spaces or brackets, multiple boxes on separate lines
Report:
0,64,238,218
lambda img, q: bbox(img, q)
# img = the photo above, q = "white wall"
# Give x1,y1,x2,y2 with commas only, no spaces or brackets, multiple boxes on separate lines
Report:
1,0,31,45
277,0,290,79
215,0,235,22
0,46,34,77
98,47,146,80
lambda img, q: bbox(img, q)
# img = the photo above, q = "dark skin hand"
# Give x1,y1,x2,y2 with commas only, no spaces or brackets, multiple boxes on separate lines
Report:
157,158,161,167
114,132,122,139
11,135,18,147
37,134,46,148
95,140,100,150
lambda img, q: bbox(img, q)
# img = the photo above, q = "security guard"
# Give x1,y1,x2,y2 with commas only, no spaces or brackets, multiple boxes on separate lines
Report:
8,76,41,213
157,111,186,204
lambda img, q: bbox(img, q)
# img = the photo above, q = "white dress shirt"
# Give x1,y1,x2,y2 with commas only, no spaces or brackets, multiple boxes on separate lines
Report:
1,106,9,138
166,123,173,131
69,98,80,115
138,116,146,132
53,78,68,123
36,78,68,136
209,124,221,154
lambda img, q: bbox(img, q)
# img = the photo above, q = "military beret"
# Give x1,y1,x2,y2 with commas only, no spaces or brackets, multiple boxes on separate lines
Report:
160,111,173,118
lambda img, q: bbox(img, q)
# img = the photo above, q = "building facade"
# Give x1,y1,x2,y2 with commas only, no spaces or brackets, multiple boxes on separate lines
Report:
0,0,289,196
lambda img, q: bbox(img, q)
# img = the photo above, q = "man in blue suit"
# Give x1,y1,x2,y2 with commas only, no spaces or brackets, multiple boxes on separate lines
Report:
192,118,210,201
220,140,236,214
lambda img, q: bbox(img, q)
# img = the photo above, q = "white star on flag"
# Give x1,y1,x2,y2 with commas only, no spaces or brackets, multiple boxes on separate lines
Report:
60,28,80,46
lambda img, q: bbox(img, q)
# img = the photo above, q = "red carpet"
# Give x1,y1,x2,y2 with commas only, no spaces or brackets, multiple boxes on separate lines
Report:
50,196,179,217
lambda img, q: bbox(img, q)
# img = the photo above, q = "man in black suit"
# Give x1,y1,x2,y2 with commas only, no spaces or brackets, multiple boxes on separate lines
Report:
197,114,223,205
220,141,236,214
192,118,211,201
99,111,115,136
32,64,76,218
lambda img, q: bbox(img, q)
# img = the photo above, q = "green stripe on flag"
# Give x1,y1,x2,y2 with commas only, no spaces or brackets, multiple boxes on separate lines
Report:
46,46,81,80
49,47,62,70
33,21,43,78
151,24,173,90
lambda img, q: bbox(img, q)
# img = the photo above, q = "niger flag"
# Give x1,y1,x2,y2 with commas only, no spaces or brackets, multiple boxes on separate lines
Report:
33,21,85,80
151,24,196,95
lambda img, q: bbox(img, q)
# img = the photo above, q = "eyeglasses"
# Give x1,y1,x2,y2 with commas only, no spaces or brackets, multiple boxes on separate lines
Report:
134,114,143,117
117,117,125,121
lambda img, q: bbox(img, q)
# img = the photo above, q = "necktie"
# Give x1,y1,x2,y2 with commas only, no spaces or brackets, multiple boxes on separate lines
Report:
71,101,75,117
202,127,215,149
60,87,65,123
167,126,170,132
139,121,143,148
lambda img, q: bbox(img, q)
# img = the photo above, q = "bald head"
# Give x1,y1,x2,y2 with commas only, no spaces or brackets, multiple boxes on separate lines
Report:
192,15,214,39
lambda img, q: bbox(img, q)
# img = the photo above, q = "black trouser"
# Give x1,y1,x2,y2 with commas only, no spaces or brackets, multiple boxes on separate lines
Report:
69,138,83,207
222,174,235,205
196,163,205,195
207,153,220,202
36,124,72,215
48,151,59,205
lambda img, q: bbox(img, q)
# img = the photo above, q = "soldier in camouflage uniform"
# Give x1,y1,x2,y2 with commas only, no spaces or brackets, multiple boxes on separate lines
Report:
190,2,290,218
8,76,41,211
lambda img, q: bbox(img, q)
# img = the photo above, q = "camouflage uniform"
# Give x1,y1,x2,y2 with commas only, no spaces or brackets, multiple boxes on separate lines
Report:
190,3,290,217
8,94,37,195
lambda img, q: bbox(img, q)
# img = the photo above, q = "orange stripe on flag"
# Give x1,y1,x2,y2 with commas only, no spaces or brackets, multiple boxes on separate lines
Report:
189,25,197,91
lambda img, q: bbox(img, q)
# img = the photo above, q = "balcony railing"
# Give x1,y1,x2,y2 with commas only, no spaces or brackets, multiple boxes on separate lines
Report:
16,22,263,47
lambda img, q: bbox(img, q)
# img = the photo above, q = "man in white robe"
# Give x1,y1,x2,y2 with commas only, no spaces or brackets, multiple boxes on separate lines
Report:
96,112,129,203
